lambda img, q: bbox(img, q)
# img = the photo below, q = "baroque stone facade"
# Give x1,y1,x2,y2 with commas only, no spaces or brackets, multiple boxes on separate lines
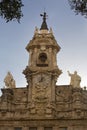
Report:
0,12,87,130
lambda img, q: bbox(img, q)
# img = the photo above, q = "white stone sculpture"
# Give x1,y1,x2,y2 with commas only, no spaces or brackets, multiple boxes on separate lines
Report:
4,71,16,88
50,27,53,34
34,27,39,34
67,71,81,88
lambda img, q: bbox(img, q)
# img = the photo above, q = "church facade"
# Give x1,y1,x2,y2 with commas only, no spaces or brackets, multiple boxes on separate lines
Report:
0,12,87,130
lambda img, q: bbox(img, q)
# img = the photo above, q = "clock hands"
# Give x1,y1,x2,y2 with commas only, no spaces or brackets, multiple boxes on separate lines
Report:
39,74,44,82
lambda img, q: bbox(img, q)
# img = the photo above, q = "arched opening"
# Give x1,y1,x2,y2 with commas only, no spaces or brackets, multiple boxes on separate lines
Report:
37,53,48,67
39,53,47,62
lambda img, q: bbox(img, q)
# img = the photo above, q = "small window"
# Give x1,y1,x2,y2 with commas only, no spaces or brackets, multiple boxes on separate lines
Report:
44,127,52,130
29,127,37,130
14,127,22,130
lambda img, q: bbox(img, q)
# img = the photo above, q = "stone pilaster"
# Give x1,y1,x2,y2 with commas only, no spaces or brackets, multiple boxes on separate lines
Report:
38,126,44,130
33,48,37,67
28,49,32,66
23,127,28,130
53,126,59,130
53,49,57,68
49,48,52,67
51,79,56,102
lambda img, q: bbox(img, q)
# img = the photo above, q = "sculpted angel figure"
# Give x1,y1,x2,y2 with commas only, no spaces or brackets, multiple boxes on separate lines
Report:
4,71,16,88
67,71,81,88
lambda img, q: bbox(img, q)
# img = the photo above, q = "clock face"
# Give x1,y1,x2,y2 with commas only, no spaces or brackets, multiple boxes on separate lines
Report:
32,74,51,102
34,74,50,86
38,74,45,82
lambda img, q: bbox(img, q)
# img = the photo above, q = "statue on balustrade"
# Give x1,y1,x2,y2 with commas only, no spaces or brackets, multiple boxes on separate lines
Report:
67,71,81,88
4,71,16,88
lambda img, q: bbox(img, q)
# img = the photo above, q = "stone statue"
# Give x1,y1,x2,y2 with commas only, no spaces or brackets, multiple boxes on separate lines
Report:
34,27,39,34
67,71,81,88
50,27,53,34
4,71,16,88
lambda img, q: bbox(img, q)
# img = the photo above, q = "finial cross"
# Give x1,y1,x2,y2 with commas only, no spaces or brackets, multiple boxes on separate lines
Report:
40,12,48,21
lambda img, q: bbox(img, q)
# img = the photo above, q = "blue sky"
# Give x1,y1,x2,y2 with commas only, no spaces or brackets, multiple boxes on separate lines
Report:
0,0,87,90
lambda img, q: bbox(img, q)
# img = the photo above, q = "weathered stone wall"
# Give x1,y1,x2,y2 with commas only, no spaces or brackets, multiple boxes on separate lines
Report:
0,120,87,130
